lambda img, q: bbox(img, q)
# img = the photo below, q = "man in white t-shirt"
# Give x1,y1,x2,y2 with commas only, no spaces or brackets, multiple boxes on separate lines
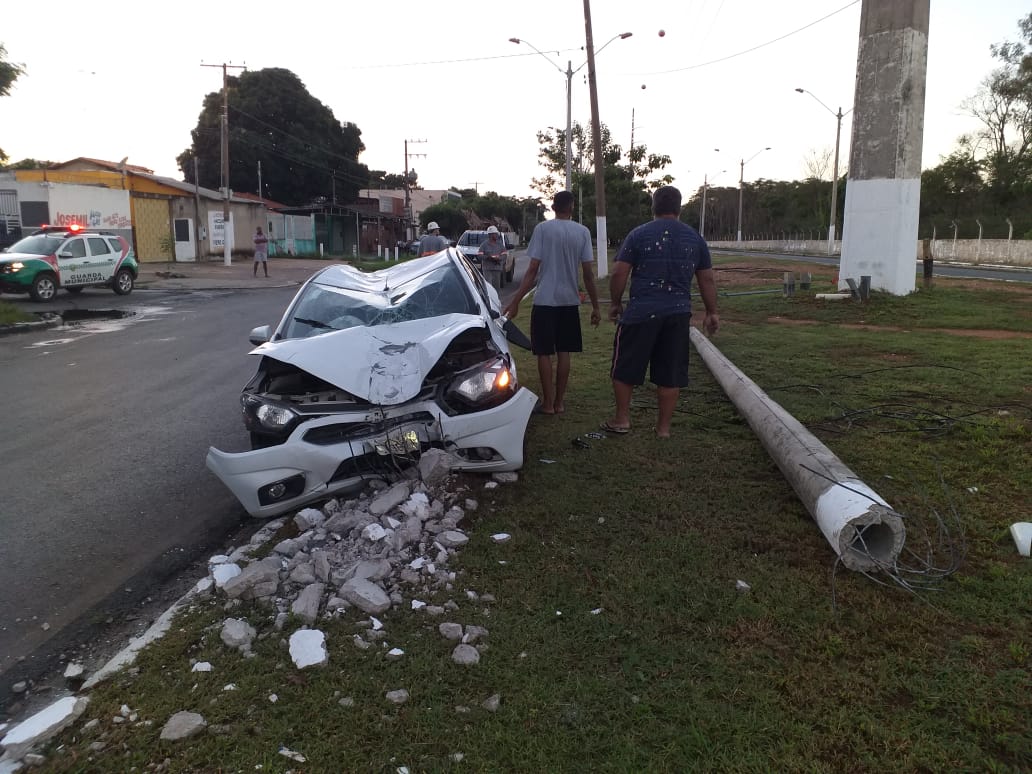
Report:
503,191,600,415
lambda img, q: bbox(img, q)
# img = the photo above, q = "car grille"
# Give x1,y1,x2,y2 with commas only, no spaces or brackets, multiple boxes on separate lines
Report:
302,411,437,446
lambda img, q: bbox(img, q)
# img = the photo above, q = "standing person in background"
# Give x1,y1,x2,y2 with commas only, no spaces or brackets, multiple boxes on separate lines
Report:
477,225,507,290
253,225,269,277
503,191,601,415
602,185,719,438
419,222,449,256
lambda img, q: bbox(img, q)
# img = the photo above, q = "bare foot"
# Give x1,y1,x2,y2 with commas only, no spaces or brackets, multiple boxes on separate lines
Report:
555,402,566,414
655,427,671,438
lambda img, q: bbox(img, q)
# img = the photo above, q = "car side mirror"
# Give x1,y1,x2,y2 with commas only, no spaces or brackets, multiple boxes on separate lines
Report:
58,251,74,259
489,309,501,320
248,324,272,346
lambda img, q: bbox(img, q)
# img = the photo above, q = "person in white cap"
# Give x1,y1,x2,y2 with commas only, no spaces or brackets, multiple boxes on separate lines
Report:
419,221,449,256
477,225,508,290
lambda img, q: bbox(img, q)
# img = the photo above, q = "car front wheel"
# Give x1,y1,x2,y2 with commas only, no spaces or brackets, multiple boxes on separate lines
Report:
29,272,58,302
113,268,134,295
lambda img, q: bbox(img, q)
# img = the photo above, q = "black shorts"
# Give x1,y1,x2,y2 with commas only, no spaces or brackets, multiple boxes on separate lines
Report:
610,313,691,387
531,305,583,355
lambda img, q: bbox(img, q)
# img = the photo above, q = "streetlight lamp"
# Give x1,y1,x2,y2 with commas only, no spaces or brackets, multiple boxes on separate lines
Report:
795,88,852,254
510,31,631,193
736,147,771,243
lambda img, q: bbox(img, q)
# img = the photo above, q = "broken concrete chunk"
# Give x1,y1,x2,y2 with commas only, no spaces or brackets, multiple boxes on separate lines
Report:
451,644,480,665
369,482,412,516
222,557,282,600
482,694,502,712
212,563,242,589
492,471,518,484
291,582,326,625
220,618,257,651
159,711,206,741
340,578,391,614
438,530,469,549
289,629,328,669
438,622,463,641
417,449,454,485
386,688,410,704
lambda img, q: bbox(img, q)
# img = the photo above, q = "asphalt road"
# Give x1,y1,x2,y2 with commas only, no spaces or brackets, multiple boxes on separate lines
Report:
0,285,301,704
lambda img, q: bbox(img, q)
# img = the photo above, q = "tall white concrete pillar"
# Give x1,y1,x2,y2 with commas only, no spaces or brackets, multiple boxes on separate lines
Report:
840,0,929,295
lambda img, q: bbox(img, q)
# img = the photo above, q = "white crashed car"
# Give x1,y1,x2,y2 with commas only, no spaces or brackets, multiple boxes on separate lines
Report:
206,248,537,517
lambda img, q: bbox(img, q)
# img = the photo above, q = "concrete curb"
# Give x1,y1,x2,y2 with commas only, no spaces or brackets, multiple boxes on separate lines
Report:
0,316,62,338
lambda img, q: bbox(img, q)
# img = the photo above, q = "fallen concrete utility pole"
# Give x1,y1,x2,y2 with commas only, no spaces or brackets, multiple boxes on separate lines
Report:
690,328,905,571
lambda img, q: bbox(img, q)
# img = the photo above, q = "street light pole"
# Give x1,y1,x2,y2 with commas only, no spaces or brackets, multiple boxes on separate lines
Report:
582,0,608,277
795,88,851,254
510,31,631,199
565,60,573,191
699,168,725,240
736,147,770,243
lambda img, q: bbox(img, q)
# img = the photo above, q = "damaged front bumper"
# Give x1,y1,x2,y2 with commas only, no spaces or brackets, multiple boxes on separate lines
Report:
206,387,537,517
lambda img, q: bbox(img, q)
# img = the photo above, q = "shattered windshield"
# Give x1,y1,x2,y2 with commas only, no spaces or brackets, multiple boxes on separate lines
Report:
283,263,480,339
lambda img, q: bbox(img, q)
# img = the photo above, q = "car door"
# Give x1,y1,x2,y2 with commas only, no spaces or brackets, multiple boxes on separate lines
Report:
55,236,91,286
86,236,117,282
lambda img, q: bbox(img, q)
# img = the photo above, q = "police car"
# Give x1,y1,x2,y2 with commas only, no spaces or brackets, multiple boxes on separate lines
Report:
0,224,139,302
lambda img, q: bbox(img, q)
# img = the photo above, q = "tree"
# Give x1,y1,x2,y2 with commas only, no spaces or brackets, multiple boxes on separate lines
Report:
0,43,26,163
177,68,368,206
533,121,672,243
368,169,418,190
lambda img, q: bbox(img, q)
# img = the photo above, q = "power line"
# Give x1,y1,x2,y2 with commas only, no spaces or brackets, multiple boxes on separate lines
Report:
338,47,582,70
637,0,860,76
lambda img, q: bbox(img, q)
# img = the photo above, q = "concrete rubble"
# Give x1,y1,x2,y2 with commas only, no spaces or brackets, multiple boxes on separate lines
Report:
0,471,515,769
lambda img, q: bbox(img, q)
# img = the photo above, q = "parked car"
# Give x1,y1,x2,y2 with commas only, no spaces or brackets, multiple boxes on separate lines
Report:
0,225,138,301
455,229,518,285
206,248,537,518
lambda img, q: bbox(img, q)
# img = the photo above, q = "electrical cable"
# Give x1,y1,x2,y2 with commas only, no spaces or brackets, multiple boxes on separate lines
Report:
635,0,860,76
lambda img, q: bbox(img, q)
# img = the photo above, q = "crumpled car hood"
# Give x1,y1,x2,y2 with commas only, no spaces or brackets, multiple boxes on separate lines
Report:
250,313,491,405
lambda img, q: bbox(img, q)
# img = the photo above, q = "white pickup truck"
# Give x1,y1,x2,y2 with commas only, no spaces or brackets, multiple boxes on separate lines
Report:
455,229,518,285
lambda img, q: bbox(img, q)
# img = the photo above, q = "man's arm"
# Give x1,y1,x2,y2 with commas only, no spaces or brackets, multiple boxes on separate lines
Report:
608,260,632,323
501,258,541,319
580,261,601,326
695,267,720,335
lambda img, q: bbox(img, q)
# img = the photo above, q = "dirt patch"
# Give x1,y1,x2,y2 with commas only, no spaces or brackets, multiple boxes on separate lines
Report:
765,317,1032,340
714,264,834,290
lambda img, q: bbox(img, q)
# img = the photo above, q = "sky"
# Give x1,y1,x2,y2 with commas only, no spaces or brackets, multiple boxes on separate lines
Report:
1,0,1028,203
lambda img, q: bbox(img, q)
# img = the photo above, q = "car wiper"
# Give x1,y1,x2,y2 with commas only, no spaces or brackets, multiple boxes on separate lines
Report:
293,317,335,330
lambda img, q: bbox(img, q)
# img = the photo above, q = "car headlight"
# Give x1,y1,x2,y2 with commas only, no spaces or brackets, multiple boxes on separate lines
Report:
241,394,300,432
5,261,24,271
446,357,516,408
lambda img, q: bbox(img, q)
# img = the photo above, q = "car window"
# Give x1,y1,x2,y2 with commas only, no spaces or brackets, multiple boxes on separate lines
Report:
5,235,64,255
283,263,479,340
106,237,123,254
458,231,487,247
87,237,111,256
60,238,87,259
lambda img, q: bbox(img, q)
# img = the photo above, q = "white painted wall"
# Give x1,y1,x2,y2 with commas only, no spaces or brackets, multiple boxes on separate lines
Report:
839,178,921,294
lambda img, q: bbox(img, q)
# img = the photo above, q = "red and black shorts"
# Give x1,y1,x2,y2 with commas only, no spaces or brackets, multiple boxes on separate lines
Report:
610,313,692,387
530,305,583,355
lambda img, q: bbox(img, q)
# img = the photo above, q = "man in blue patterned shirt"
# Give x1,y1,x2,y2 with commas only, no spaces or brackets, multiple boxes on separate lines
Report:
602,186,719,438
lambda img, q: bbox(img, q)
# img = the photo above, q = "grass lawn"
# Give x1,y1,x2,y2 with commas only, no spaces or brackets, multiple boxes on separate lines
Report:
36,262,1031,772
0,299,34,325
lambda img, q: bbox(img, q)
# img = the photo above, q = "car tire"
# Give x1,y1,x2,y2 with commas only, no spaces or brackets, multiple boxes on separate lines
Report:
113,268,134,296
29,272,58,302
65,286,84,295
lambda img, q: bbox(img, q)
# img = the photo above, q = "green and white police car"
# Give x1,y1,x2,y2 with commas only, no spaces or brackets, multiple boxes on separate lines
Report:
0,225,139,302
